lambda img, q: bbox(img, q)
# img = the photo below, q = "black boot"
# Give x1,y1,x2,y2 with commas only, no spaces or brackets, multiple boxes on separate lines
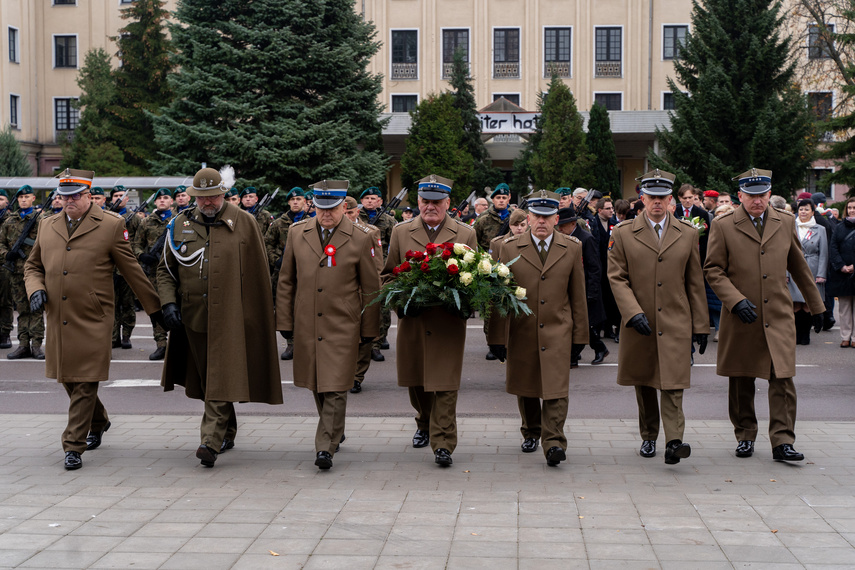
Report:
795,311,811,345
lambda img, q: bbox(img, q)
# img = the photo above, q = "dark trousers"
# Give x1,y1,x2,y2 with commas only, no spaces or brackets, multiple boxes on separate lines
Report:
185,327,238,449
62,382,109,453
354,342,372,385
634,386,685,443
589,326,607,353
729,371,797,448
408,386,458,453
313,391,348,455
517,396,569,458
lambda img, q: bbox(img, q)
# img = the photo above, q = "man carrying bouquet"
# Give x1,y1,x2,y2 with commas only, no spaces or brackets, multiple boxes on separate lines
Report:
380,174,478,467
487,191,589,466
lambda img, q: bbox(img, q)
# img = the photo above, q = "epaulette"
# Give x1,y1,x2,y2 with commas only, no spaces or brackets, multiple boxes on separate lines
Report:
291,218,310,228
614,219,631,229
778,209,796,219
104,210,122,219
502,233,519,244
560,233,581,245
353,223,371,234
451,217,472,228
677,217,694,227
399,217,415,224
717,210,735,220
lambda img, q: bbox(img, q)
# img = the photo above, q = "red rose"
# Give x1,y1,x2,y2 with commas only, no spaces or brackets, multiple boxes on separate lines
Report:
447,264,459,275
442,242,454,250
412,251,425,261
425,243,438,255
405,250,415,260
400,261,411,272
392,266,401,276
441,249,452,260
420,261,430,272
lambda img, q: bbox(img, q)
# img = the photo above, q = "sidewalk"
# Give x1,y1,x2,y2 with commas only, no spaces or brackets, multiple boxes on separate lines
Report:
1,414,854,569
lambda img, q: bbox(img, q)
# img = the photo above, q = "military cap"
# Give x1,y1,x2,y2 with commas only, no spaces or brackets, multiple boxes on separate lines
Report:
309,179,348,209
360,186,382,199
636,169,676,197
89,187,105,196
555,207,578,225
811,192,827,206
509,208,528,226
733,168,772,195
56,168,94,196
153,188,171,199
305,190,314,200
525,190,560,216
15,184,34,197
344,196,358,210
225,187,239,198
402,206,416,214
239,186,257,198
491,183,511,198
555,187,573,196
172,185,187,198
703,190,719,198
188,167,226,197
417,174,453,201
110,185,126,198
0,189,8,199
286,187,305,200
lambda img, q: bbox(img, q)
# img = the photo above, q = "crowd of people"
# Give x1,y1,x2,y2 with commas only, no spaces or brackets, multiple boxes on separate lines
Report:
0,164,850,472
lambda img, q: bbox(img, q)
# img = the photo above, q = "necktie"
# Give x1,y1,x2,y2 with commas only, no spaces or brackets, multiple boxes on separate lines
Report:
654,223,662,241
753,216,763,237
684,208,690,218
322,229,331,246
538,240,548,263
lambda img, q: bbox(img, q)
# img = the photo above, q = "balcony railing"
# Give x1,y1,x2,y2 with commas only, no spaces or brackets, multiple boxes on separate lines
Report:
493,61,520,79
544,61,571,78
442,62,470,79
55,130,75,144
595,61,621,78
391,62,418,80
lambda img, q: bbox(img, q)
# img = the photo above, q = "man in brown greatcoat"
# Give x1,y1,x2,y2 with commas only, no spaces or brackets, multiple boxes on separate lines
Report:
24,169,162,470
608,170,708,464
158,167,282,468
487,191,588,466
381,174,478,467
705,168,826,462
277,182,380,470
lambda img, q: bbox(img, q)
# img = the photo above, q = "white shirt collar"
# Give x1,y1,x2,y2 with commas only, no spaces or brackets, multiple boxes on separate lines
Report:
531,232,554,249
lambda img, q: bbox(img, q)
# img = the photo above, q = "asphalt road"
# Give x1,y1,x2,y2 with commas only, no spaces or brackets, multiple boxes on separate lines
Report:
1,314,852,421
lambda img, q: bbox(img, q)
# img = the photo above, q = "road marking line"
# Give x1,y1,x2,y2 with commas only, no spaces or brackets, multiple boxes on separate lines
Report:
104,379,294,387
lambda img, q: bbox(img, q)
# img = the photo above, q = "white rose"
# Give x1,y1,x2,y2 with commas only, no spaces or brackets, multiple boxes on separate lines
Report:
503,278,510,285
477,259,493,274
446,258,459,268
514,287,526,300
463,251,476,264
496,264,510,278
459,272,473,286
453,243,467,255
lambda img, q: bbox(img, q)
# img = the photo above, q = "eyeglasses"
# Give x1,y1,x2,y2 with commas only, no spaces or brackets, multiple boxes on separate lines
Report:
59,191,89,201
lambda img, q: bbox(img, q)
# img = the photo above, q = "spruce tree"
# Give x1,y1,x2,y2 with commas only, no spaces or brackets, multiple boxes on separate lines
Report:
0,125,33,177
400,93,473,205
587,102,620,196
651,0,815,195
152,0,388,191
110,0,173,172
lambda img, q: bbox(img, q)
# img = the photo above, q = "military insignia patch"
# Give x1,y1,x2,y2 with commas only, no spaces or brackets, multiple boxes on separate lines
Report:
226,219,233,228
180,244,187,254
183,220,190,227
123,230,129,241
608,239,615,251
371,247,375,258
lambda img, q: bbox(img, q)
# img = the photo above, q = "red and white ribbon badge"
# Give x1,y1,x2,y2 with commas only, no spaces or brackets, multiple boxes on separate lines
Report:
324,244,337,267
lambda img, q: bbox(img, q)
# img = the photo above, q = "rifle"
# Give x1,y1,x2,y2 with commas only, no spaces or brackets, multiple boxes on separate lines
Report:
449,190,476,218
141,227,169,277
3,190,55,272
125,190,158,222
250,187,280,220
573,189,599,219
375,188,408,220
495,198,528,238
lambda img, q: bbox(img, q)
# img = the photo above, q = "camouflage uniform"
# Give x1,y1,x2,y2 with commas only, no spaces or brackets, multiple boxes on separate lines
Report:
111,211,139,346
473,205,511,251
0,209,45,349
359,208,395,349
133,210,173,349
265,209,308,357
0,209,16,346
244,206,274,236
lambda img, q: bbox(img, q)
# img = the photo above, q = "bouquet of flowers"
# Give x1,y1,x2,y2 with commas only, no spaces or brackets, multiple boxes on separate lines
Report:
375,242,533,319
689,215,708,237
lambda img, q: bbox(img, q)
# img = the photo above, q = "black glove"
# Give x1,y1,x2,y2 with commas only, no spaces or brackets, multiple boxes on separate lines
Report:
812,313,824,334
693,333,708,355
29,290,47,313
280,330,293,340
359,336,374,346
5,250,21,263
150,310,165,330
139,252,158,266
162,303,182,331
627,313,652,336
488,344,507,363
733,299,757,324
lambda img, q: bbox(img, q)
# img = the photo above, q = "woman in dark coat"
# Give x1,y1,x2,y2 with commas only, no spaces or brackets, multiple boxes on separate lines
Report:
828,198,855,347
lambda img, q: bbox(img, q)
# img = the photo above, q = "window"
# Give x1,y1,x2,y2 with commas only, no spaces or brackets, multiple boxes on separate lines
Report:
544,27,571,77
806,168,832,193
663,92,676,110
391,30,417,80
54,35,77,68
663,25,688,60
595,27,621,77
493,94,520,106
809,92,833,121
8,27,18,63
55,98,79,131
10,95,20,129
594,93,622,111
442,29,468,79
53,0,76,4
809,24,834,59
494,28,520,78
391,95,417,113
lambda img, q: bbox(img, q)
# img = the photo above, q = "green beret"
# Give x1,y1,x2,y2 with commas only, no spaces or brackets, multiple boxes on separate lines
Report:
0,189,8,199
491,183,510,198
360,187,381,199
239,186,257,198
305,190,314,200
225,188,239,198
16,185,34,197
110,185,125,197
172,186,187,198
286,187,305,199
153,188,171,199
89,187,105,196
555,187,573,196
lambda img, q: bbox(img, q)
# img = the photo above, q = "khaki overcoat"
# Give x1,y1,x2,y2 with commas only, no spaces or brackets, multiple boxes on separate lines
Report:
277,216,380,392
704,206,825,379
487,229,588,399
24,205,160,382
157,203,282,404
607,213,708,390
381,215,477,391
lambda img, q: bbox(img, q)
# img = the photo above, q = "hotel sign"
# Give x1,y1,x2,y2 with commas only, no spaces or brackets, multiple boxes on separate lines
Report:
479,112,540,134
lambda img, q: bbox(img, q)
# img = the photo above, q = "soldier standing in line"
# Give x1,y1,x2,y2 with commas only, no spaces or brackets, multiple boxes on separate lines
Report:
240,186,274,235
0,185,46,359
0,189,15,349
224,188,240,206
358,187,396,362
107,187,138,350
487,192,588,466
89,187,107,209
171,185,192,215
473,183,511,251
277,181,380,469
133,188,174,361
556,187,574,210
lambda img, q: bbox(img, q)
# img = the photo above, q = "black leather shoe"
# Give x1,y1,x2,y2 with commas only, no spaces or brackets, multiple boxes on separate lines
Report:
148,346,166,361
111,339,121,349
86,421,111,451
335,433,346,453
434,448,453,467
485,350,497,360
196,444,218,467
735,440,754,458
281,345,294,360
546,446,566,466
220,438,234,453
6,344,31,360
379,339,390,350
31,345,45,360
664,440,691,465
412,430,430,448
121,336,132,349
64,451,82,470
315,451,332,470
613,333,619,344
350,380,362,394
521,438,539,453
640,440,656,458
370,348,385,362
592,349,609,365
772,443,804,462
570,358,579,369
0,333,11,349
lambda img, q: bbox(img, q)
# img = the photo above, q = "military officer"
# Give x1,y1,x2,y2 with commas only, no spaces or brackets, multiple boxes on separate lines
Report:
158,167,282,468
608,170,708,464
240,186,274,235
171,185,192,214
0,189,14,349
473,183,512,251
556,187,574,210
132,188,173,360
24,169,162,470
705,169,825,462
487,192,588,466
381,174,478,467
89,187,106,209
277,181,380,469
225,187,240,206
0,185,47,359
358,187,396,361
